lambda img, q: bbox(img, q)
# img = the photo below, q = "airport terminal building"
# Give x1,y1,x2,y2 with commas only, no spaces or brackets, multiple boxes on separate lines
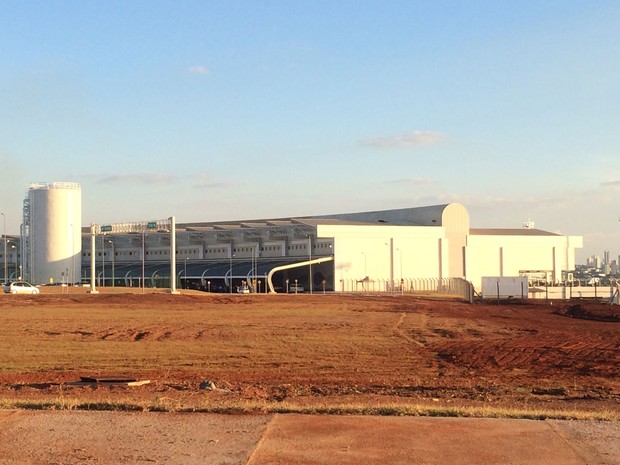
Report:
4,183,581,294
77,203,582,295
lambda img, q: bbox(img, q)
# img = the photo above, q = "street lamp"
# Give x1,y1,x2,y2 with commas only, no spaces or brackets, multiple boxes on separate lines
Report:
69,223,75,285
396,247,404,295
107,240,115,287
229,250,234,294
10,244,16,280
101,235,105,287
308,235,313,295
360,251,368,291
142,232,145,293
11,244,17,280
396,248,403,282
184,257,188,289
385,239,394,294
251,244,260,293
1,212,6,283
361,252,367,277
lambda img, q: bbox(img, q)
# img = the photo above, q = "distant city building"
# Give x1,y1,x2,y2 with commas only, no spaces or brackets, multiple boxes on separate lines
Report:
587,255,602,269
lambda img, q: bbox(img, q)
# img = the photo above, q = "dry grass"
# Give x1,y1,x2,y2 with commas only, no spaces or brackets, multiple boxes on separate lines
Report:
0,396,617,421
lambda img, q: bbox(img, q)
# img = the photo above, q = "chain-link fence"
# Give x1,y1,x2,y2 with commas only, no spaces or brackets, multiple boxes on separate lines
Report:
339,277,474,302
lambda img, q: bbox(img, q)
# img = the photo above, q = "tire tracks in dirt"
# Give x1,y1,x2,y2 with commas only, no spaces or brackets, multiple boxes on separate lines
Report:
431,336,620,377
393,313,426,348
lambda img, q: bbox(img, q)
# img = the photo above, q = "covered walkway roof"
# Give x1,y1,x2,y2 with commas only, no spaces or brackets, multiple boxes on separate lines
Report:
85,257,322,281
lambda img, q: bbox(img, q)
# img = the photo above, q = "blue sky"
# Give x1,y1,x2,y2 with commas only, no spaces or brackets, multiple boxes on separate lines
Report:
1,1,618,262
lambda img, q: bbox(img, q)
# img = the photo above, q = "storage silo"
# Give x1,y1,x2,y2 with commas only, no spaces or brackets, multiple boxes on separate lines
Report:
23,182,82,285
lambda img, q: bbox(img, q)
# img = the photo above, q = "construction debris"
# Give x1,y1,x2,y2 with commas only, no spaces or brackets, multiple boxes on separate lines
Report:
199,380,217,391
77,376,151,387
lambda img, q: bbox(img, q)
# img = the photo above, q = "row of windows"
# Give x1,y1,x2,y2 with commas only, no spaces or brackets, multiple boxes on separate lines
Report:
214,243,332,253
287,243,330,250
85,249,200,257
81,243,332,258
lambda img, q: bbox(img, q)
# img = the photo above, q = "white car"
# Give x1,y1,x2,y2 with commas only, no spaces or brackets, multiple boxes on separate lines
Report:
3,281,40,295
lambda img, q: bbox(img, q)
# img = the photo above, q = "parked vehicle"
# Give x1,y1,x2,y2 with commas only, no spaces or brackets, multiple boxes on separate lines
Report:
3,281,40,295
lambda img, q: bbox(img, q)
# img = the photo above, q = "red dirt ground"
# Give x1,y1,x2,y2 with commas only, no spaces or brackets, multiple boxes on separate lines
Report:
0,291,617,414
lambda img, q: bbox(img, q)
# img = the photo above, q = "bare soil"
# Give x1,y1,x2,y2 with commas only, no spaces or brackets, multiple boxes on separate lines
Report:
0,291,618,414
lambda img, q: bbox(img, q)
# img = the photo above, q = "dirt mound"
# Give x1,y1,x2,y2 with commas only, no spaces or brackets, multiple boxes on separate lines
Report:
554,303,620,322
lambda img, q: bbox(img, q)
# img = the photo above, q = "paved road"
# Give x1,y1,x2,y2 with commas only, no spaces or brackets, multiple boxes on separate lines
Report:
0,411,617,464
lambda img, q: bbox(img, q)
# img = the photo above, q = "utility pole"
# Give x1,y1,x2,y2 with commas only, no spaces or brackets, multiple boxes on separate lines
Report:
1,213,6,283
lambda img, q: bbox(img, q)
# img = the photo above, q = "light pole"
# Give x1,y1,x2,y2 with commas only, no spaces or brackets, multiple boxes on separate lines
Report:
251,246,255,292
70,223,74,285
360,251,368,291
184,257,188,289
142,232,145,293
101,235,105,287
1,213,6,283
308,235,313,294
361,252,367,277
252,244,260,293
108,240,115,287
229,251,234,294
396,247,404,294
385,239,394,294
9,244,15,280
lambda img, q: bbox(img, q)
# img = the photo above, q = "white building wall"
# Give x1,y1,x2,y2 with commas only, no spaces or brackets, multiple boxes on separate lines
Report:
317,224,447,289
465,234,583,291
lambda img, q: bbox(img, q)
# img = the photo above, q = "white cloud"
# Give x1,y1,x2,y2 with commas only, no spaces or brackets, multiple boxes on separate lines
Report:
192,173,239,189
87,171,237,189
99,173,177,185
600,179,620,187
361,130,445,148
387,176,436,185
188,65,209,75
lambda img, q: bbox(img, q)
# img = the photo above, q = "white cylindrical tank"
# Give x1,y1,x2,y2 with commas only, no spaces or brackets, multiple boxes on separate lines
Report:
27,182,81,285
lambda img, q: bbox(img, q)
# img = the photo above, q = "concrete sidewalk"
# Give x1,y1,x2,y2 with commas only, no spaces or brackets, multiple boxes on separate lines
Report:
0,411,617,464
247,415,618,465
